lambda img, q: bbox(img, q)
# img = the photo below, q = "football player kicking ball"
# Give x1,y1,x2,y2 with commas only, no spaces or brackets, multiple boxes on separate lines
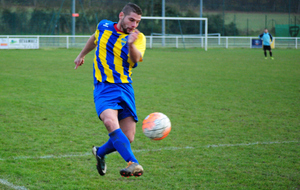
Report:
74,3,146,177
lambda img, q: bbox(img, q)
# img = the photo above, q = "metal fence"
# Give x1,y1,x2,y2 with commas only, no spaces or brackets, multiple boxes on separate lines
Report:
0,35,299,49
1,0,299,37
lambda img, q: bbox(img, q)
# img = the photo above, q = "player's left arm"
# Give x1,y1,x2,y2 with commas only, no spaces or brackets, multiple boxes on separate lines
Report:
269,33,273,43
128,30,146,63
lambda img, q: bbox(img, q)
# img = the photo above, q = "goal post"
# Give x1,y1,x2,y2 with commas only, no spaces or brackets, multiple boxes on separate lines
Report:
141,16,208,51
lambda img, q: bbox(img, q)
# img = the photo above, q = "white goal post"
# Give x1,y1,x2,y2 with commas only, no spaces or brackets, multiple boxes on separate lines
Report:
141,16,208,51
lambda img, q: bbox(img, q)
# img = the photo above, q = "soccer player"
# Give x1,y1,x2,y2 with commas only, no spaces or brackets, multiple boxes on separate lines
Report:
258,29,274,59
74,3,146,177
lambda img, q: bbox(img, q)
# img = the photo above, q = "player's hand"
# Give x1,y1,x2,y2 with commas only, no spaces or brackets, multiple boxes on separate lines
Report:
74,56,85,69
128,29,140,45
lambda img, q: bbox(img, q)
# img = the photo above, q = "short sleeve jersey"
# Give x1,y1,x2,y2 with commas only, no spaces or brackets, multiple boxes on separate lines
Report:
93,19,146,84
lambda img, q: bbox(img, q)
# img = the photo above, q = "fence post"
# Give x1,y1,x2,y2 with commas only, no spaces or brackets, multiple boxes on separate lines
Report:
37,36,40,49
176,36,178,48
7,35,9,49
150,36,152,49
250,37,252,48
296,38,297,49
226,37,228,49
67,36,69,49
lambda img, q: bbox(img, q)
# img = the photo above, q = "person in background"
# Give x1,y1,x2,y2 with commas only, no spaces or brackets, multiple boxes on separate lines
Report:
259,29,274,60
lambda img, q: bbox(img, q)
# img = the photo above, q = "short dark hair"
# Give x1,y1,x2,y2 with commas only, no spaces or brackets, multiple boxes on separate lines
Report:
122,3,142,16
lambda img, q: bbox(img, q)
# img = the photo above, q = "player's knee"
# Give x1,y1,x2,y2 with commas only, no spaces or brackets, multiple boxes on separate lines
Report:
103,118,112,127
102,118,118,131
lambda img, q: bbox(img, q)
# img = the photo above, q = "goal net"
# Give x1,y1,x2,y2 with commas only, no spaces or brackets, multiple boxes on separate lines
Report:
141,16,208,51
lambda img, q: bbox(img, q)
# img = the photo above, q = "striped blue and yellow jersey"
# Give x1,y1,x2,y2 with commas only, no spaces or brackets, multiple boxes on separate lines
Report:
93,19,146,84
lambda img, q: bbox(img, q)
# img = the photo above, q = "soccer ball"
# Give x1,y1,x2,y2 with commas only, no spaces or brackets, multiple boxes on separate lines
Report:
142,112,171,140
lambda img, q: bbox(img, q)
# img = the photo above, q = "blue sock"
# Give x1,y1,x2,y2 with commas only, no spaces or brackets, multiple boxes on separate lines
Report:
96,138,116,158
109,128,139,164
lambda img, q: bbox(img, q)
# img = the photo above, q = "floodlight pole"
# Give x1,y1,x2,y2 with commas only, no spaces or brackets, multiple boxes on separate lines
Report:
205,17,208,51
222,0,225,36
72,0,75,43
162,0,165,46
200,0,203,36
288,0,291,26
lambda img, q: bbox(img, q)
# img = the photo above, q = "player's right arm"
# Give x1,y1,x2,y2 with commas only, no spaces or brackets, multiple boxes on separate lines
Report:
128,30,143,63
74,33,97,69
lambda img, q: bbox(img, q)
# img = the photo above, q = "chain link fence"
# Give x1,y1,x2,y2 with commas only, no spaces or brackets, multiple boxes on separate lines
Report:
0,0,299,36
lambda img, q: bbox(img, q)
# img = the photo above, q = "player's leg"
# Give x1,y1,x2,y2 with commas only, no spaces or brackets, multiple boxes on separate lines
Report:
95,115,136,159
119,116,143,177
92,83,121,176
92,109,119,176
101,110,137,162
269,48,273,59
93,82,124,159
119,116,136,143
94,110,118,160
100,109,119,133
116,83,143,177
100,109,139,163
94,83,142,177
94,139,115,158
263,46,267,58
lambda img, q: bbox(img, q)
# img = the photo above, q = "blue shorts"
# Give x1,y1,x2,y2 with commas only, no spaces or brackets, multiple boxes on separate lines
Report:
94,82,138,122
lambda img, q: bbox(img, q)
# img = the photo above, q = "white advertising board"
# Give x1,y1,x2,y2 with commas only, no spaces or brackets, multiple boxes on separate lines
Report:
8,38,39,49
0,38,8,49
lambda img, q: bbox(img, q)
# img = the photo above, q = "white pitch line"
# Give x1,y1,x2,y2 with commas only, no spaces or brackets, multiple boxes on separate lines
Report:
0,140,298,190
12,153,91,160
205,140,300,148
1,140,298,161
133,146,194,152
0,179,28,190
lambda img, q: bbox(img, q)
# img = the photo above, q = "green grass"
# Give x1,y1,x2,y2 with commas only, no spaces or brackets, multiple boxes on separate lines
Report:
0,48,299,190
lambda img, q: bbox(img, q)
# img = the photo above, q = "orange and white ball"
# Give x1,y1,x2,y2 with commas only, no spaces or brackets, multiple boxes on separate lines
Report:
142,112,171,140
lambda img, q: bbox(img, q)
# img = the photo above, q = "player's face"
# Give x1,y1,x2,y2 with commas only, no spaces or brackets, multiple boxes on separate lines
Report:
264,29,268,33
119,12,141,34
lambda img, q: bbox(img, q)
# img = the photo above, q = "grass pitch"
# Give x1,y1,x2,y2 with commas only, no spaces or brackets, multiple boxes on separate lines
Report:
0,48,299,190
